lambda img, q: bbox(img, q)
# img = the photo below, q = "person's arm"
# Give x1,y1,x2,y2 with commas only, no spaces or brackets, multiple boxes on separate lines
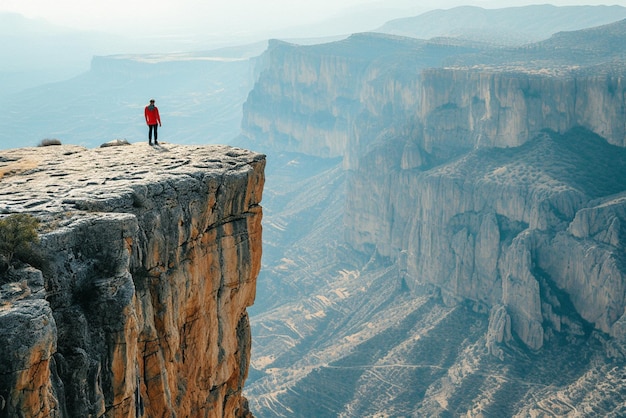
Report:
156,108,162,126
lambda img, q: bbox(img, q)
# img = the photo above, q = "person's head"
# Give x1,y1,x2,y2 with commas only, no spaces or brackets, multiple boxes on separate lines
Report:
149,99,155,104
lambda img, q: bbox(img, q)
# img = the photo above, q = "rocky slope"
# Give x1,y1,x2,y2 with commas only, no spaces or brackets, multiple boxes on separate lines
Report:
0,142,264,418
241,21,626,416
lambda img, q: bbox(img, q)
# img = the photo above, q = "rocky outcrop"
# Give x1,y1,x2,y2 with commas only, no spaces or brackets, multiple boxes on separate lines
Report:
0,268,59,417
0,143,264,417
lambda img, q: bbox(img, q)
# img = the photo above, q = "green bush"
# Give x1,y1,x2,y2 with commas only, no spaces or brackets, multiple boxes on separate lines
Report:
0,213,40,268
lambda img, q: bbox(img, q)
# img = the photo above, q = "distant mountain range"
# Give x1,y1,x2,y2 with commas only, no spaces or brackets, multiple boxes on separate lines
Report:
376,5,626,46
0,13,132,94
0,45,267,149
425,17,626,75
538,15,626,55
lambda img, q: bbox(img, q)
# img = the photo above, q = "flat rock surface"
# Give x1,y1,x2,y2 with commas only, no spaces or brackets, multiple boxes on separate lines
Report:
0,142,264,219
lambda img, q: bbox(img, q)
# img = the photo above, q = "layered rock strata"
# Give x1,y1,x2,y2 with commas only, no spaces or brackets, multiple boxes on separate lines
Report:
0,143,264,418
343,66,626,349
242,31,626,350
242,34,474,169
346,129,626,349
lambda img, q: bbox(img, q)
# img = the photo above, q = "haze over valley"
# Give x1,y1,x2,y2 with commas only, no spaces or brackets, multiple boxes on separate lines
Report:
3,2,626,417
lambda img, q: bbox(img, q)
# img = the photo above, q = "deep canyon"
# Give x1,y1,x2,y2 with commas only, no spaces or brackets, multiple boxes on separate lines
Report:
242,19,626,417
3,6,626,417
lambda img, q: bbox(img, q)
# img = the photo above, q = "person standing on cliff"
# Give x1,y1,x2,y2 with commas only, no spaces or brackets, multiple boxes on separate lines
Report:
144,99,162,145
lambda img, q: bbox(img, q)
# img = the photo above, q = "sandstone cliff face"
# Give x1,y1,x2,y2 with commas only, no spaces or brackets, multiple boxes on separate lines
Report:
243,33,626,162
241,32,626,351
0,143,264,417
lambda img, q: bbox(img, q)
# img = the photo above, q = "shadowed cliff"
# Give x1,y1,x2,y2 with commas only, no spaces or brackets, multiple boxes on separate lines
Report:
0,143,264,418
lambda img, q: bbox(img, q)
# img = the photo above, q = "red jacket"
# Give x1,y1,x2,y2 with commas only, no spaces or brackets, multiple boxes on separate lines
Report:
144,105,161,125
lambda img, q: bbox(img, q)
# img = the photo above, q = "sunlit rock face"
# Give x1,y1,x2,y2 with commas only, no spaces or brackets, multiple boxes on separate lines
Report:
0,143,264,417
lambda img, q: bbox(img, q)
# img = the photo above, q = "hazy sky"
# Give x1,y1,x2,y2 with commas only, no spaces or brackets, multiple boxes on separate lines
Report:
2,0,622,39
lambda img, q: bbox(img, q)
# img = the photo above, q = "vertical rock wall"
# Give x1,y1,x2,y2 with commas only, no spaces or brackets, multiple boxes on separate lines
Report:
419,69,626,151
241,34,465,169
341,67,626,349
241,33,626,350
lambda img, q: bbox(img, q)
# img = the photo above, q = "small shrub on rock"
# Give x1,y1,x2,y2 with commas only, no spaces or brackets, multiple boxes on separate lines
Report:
0,213,40,270
38,138,62,147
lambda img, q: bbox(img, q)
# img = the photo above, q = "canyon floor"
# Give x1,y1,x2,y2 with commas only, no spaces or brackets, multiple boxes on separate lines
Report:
245,148,626,417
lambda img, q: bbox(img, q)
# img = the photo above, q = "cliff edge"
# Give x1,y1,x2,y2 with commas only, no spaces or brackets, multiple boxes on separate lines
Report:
0,143,264,418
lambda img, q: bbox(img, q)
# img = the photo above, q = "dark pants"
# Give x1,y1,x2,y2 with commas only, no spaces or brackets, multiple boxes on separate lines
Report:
148,124,158,141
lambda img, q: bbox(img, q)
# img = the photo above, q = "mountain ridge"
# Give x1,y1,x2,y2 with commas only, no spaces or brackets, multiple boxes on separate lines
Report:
376,4,626,46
